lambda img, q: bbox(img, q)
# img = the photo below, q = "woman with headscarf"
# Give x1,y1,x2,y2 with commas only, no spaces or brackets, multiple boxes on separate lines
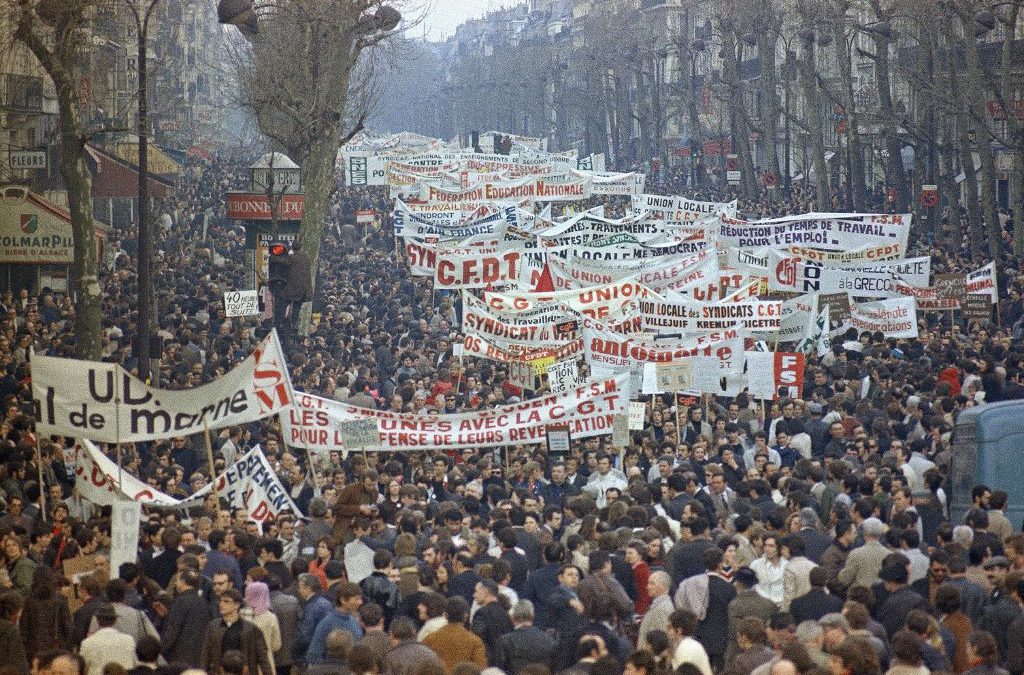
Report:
242,581,281,675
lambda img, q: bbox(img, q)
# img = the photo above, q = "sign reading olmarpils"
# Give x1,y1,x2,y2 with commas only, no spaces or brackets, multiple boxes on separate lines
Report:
0,187,74,264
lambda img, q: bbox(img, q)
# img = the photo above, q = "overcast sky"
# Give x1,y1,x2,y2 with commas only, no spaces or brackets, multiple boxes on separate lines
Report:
414,0,524,41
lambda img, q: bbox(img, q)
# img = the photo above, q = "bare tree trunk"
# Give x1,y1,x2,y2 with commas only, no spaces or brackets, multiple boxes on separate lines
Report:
758,31,781,201
720,26,755,198
829,19,866,209
798,34,829,209
961,21,1002,259
15,3,102,359
870,27,910,212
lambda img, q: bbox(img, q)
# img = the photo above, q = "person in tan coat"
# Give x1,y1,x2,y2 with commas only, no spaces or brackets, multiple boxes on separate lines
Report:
936,584,973,673
422,597,486,673
332,469,379,545
838,518,891,588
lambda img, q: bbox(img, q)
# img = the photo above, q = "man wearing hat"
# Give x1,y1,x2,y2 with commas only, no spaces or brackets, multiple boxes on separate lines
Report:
80,604,136,675
838,518,891,587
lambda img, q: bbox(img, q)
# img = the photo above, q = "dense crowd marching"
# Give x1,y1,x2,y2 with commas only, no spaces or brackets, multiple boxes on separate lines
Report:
0,149,1023,675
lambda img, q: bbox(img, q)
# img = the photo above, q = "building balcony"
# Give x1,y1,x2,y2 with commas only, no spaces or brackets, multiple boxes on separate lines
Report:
1,74,44,113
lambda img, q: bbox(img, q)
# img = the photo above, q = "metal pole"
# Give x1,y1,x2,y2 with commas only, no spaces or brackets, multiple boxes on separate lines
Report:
135,0,159,381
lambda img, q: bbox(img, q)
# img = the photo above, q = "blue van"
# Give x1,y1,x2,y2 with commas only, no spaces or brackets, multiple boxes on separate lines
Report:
950,400,1024,527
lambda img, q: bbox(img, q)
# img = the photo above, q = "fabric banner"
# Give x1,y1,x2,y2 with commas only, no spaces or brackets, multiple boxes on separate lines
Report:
637,298,782,333
565,237,706,263
483,279,660,321
394,201,500,239
630,194,737,222
784,243,904,265
283,375,632,451
772,294,817,342
74,441,297,521
582,319,744,374
461,332,584,364
33,331,293,443
462,293,579,344
74,439,182,507
711,212,911,253
434,250,522,289
966,261,998,302
420,175,593,203
848,297,919,338
541,249,719,296
765,250,930,298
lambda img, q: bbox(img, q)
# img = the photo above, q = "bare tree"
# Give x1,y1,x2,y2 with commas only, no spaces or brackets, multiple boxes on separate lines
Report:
225,0,405,304
10,0,105,358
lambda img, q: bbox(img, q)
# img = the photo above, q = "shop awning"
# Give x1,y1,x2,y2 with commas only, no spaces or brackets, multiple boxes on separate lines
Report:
86,145,174,199
111,138,182,177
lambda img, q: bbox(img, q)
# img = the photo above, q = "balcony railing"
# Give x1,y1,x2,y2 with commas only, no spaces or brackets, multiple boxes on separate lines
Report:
2,74,43,112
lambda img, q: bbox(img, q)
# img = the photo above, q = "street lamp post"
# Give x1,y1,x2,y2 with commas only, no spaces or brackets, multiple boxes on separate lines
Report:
129,0,161,383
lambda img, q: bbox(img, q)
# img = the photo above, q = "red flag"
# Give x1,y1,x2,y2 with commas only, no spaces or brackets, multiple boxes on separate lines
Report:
533,263,555,292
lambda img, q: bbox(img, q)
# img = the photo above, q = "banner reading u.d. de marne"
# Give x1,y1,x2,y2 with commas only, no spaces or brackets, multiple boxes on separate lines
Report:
32,330,293,443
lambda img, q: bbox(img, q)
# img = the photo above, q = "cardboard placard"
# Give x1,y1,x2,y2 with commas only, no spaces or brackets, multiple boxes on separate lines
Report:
820,292,850,323
628,401,647,430
224,290,260,317
656,362,694,392
611,414,630,447
935,273,966,301
545,425,571,456
963,294,992,323
339,419,380,450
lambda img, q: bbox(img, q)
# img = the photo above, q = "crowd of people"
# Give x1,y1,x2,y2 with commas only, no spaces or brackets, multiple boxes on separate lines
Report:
0,150,1022,675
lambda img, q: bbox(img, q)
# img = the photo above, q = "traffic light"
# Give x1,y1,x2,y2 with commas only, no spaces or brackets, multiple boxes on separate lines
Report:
268,243,289,291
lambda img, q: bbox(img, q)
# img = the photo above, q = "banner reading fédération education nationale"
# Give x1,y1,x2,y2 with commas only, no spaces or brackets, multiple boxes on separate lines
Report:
282,373,631,452
32,330,293,443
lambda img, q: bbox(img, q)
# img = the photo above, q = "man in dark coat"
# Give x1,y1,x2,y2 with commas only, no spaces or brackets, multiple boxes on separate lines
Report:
692,548,736,672
199,588,273,675
668,515,718,586
725,567,776,663
495,600,555,675
0,590,29,675
471,580,514,666
876,562,929,640
269,241,312,341
790,567,845,624
524,542,564,630
161,569,212,667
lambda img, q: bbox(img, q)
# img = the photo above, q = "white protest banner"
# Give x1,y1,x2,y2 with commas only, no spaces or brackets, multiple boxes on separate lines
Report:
785,243,904,265
283,374,632,451
406,239,500,277
628,401,647,430
630,194,737,222
848,297,919,338
184,446,300,520
568,236,706,263
224,290,259,318
434,250,522,289
547,359,585,394
110,501,142,579
966,261,998,302
484,279,660,321
542,249,719,296
766,250,931,297
587,171,646,196
33,330,293,443
462,292,581,342
711,212,911,252
611,415,630,447
637,298,782,333
74,439,181,507
772,293,817,342
582,319,745,374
